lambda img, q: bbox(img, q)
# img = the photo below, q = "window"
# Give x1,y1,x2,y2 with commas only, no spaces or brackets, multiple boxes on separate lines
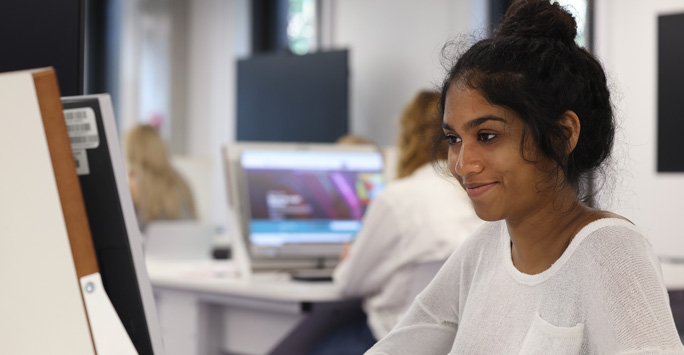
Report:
556,0,590,49
489,0,592,50
287,0,316,54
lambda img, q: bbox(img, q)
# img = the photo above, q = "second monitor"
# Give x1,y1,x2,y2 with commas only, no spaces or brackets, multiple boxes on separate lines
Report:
225,143,385,269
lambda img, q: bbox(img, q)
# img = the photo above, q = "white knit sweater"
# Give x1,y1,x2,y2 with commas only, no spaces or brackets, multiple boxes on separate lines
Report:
366,218,684,354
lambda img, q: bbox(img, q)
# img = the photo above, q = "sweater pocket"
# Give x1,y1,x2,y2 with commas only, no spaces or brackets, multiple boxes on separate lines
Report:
518,312,584,355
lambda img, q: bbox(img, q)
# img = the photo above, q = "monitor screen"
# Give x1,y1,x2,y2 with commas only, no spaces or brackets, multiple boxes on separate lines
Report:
236,50,348,143
239,148,384,258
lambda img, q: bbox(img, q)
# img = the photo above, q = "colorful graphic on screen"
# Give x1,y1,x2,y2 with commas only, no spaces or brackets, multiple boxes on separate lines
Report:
241,150,384,246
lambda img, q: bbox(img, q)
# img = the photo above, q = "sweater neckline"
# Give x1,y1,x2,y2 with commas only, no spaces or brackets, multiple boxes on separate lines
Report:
501,217,639,285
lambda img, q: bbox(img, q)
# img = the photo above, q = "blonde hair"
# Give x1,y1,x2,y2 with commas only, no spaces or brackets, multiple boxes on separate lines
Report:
125,124,196,222
336,134,375,146
396,91,441,179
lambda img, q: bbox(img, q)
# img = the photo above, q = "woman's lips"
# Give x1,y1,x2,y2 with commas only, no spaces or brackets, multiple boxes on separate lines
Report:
464,182,497,198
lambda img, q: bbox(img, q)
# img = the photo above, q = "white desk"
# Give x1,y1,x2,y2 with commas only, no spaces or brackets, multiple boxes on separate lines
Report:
662,261,684,290
148,259,684,355
147,260,362,355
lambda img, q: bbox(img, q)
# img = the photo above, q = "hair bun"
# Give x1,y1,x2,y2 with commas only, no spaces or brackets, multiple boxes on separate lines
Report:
497,0,577,44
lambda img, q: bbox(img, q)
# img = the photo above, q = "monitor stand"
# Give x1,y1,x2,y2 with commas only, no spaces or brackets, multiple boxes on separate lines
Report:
289,268,334,282
289,257,334,282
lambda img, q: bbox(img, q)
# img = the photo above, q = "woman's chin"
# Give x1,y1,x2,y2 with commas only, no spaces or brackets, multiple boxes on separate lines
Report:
473,208,504,222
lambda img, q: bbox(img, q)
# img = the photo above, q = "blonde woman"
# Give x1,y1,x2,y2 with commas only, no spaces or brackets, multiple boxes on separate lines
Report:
125,124,196,231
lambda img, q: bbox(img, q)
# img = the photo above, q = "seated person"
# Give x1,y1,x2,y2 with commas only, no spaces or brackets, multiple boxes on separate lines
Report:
125,124,197,231
309,91,483,355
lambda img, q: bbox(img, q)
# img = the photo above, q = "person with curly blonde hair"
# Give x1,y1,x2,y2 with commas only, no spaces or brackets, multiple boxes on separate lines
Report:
125,124,196,231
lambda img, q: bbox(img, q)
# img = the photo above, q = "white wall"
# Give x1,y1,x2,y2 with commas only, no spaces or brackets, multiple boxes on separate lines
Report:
332,0,488,146
595,0,684,257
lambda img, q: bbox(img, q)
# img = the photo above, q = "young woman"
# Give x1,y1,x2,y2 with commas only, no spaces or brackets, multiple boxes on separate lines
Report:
365,1,683,354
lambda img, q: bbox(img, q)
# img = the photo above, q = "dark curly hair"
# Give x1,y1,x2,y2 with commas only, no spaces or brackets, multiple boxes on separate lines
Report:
432,0,614,204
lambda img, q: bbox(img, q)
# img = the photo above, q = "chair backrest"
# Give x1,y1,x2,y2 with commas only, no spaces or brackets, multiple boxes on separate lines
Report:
144,221,215,261
170,155,213,223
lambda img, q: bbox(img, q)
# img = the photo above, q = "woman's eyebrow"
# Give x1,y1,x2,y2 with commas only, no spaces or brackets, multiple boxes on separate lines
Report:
442,115,507,132
463,116,507,131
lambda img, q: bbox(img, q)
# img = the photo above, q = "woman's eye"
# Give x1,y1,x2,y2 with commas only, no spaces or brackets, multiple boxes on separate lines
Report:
479,133,496,142
445,135,461,145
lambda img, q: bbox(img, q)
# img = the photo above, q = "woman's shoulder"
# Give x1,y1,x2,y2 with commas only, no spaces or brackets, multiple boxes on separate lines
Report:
587,210,632,224
573,213,645,247
569,215,658,276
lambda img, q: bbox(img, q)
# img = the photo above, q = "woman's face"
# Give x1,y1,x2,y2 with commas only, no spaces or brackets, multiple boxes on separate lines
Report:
442,83,557,222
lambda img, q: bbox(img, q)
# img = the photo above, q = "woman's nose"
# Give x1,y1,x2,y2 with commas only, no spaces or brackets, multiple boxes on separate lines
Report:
454,142,484,177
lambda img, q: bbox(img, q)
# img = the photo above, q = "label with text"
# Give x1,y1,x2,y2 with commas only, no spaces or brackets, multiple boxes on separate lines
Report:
64,107,100,150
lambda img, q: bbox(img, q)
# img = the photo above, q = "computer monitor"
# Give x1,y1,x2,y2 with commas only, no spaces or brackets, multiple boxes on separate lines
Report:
236,50,348,143
61,94,164,355
224,143,385,268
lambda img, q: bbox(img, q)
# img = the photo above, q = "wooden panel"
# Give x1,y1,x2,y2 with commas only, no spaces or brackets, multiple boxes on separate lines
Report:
32,68,99,277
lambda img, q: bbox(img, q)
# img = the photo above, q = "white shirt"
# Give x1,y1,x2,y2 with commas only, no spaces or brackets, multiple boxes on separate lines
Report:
333,163,483,340
366,218,684,355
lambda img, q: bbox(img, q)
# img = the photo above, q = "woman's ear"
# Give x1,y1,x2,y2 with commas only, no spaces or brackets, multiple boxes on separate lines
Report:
560,110,580,153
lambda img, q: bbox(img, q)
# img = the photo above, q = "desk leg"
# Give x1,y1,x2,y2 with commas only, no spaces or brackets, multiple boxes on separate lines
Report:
222,305,304,355
155,290,223,355
156,290,200,355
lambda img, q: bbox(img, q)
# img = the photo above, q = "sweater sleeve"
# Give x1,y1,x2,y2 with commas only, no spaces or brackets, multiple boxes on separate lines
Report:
584,227,684,354
333,194,402,297
364,245,464,355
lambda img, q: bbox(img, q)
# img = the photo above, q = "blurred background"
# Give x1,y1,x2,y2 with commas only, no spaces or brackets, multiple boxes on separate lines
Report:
1,0,683,259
